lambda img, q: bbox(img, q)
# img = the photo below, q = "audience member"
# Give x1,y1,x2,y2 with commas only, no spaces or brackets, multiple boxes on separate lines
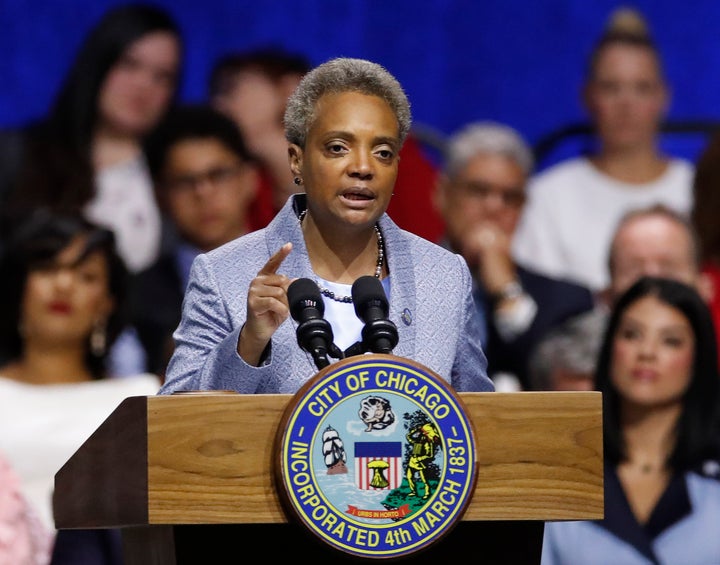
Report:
0,450,51,565
691,132,720,354
529,203,710,390
209,47,310,225
528,310,604,391
434,121,594,390
604,204,709,305
541,276,720,564
0,213,160,556
209,47,446,241
133,104,259,378
159,57,493,395
1,4,182,274
513,7,693,293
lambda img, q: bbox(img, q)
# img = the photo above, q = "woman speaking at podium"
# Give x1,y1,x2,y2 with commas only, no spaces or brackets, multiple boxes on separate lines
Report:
159,57,493,395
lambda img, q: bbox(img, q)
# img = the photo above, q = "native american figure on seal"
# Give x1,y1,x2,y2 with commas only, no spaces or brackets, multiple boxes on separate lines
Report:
405,422,441,499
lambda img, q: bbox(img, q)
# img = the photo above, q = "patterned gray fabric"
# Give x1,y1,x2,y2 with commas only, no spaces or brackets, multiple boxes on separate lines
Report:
159,195,493,395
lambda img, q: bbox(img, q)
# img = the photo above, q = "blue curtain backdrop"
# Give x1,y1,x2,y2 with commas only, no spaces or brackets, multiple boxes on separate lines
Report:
2,0,719,171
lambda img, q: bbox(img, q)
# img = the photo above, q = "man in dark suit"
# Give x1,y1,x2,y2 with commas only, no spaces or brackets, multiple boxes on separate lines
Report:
434,121,595,390
131,105,259,379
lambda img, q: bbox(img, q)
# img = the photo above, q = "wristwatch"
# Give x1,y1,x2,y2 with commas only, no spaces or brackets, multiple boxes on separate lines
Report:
492,280,524,303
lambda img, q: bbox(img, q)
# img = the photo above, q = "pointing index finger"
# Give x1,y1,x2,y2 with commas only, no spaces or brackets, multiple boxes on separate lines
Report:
258,242,293,275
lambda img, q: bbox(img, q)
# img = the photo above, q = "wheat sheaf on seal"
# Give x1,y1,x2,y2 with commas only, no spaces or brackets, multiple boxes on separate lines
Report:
276,355,478,560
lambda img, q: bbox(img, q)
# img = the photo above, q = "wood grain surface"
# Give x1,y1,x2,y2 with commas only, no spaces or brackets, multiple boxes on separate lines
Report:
142,392,603,524
55,390,602,528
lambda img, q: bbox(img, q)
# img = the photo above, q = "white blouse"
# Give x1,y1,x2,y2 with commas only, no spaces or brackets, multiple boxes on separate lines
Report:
85,155,161,273
0,375,160,532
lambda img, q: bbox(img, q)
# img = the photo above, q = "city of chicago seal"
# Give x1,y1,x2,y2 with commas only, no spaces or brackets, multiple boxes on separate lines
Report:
275,354,478,559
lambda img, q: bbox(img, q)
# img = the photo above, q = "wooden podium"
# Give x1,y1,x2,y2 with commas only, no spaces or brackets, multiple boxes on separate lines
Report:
54,391,603,564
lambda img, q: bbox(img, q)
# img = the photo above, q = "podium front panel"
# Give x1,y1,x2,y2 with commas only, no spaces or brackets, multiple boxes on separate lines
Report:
55,391,603,529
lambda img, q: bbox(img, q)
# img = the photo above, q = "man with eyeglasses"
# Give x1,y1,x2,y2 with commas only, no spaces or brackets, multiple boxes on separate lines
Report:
130,104,259,378
434,122,594,390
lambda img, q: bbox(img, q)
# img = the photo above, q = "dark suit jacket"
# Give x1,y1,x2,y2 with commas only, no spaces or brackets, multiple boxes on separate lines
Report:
0,128,26,248
478,265,595,390
129,249,185,379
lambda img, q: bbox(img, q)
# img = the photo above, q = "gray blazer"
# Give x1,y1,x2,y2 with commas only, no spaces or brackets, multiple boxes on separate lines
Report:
159,195,493,395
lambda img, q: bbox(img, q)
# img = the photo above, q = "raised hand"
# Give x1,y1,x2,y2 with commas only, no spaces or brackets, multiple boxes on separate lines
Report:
462,224,517,297
237,242,293,365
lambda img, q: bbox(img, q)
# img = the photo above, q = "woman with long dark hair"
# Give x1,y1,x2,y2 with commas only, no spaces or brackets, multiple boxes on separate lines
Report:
3,3,182,273
542,276,720,564
0,212,160,560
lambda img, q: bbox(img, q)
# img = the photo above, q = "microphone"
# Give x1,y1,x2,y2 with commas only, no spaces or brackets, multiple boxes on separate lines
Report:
287,278,341,370
351,276,399,354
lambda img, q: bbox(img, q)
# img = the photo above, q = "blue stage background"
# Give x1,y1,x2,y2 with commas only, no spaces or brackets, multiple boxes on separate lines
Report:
2,0,719,170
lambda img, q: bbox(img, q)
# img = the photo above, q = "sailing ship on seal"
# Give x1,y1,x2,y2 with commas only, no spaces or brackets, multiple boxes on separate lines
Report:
322,426,348,474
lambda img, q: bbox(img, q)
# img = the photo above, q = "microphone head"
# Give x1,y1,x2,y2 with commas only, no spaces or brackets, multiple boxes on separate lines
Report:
352,275,388,320
288,278,324,321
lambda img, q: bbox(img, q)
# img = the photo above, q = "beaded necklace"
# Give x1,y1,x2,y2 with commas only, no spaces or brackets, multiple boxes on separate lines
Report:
298,209,384,303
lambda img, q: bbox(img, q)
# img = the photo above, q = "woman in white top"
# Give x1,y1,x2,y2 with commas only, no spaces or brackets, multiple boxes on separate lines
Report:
0,213,160,560
513,8,693,293
4,4,182,273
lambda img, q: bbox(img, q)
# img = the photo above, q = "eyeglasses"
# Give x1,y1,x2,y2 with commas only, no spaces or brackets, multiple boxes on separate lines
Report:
164,165,243,193
453,180,526,208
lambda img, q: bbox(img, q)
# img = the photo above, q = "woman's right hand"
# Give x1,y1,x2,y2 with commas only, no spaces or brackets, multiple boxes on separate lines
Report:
237,242,293,365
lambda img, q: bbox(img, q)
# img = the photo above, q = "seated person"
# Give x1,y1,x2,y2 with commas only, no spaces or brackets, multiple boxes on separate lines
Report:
527,310,604,391
133,104,259,378
209,47,445,241
209,47,308,226
0,212,160,558
542,277,720,564
434,121,594,389
533,204,712,384
532,203,714,390
513,7,693,293
1,4,182,274
602,204,710,306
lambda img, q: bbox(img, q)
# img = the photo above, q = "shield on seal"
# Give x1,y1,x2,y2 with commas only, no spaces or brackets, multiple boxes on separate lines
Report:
354,441,403,490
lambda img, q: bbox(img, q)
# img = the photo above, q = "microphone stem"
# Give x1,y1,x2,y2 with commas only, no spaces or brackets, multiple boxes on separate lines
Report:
312,350,330,370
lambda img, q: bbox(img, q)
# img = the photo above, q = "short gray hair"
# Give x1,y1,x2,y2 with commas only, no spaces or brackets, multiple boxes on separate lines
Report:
528,310,606,391
443,121,534,178
284,57,412,147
